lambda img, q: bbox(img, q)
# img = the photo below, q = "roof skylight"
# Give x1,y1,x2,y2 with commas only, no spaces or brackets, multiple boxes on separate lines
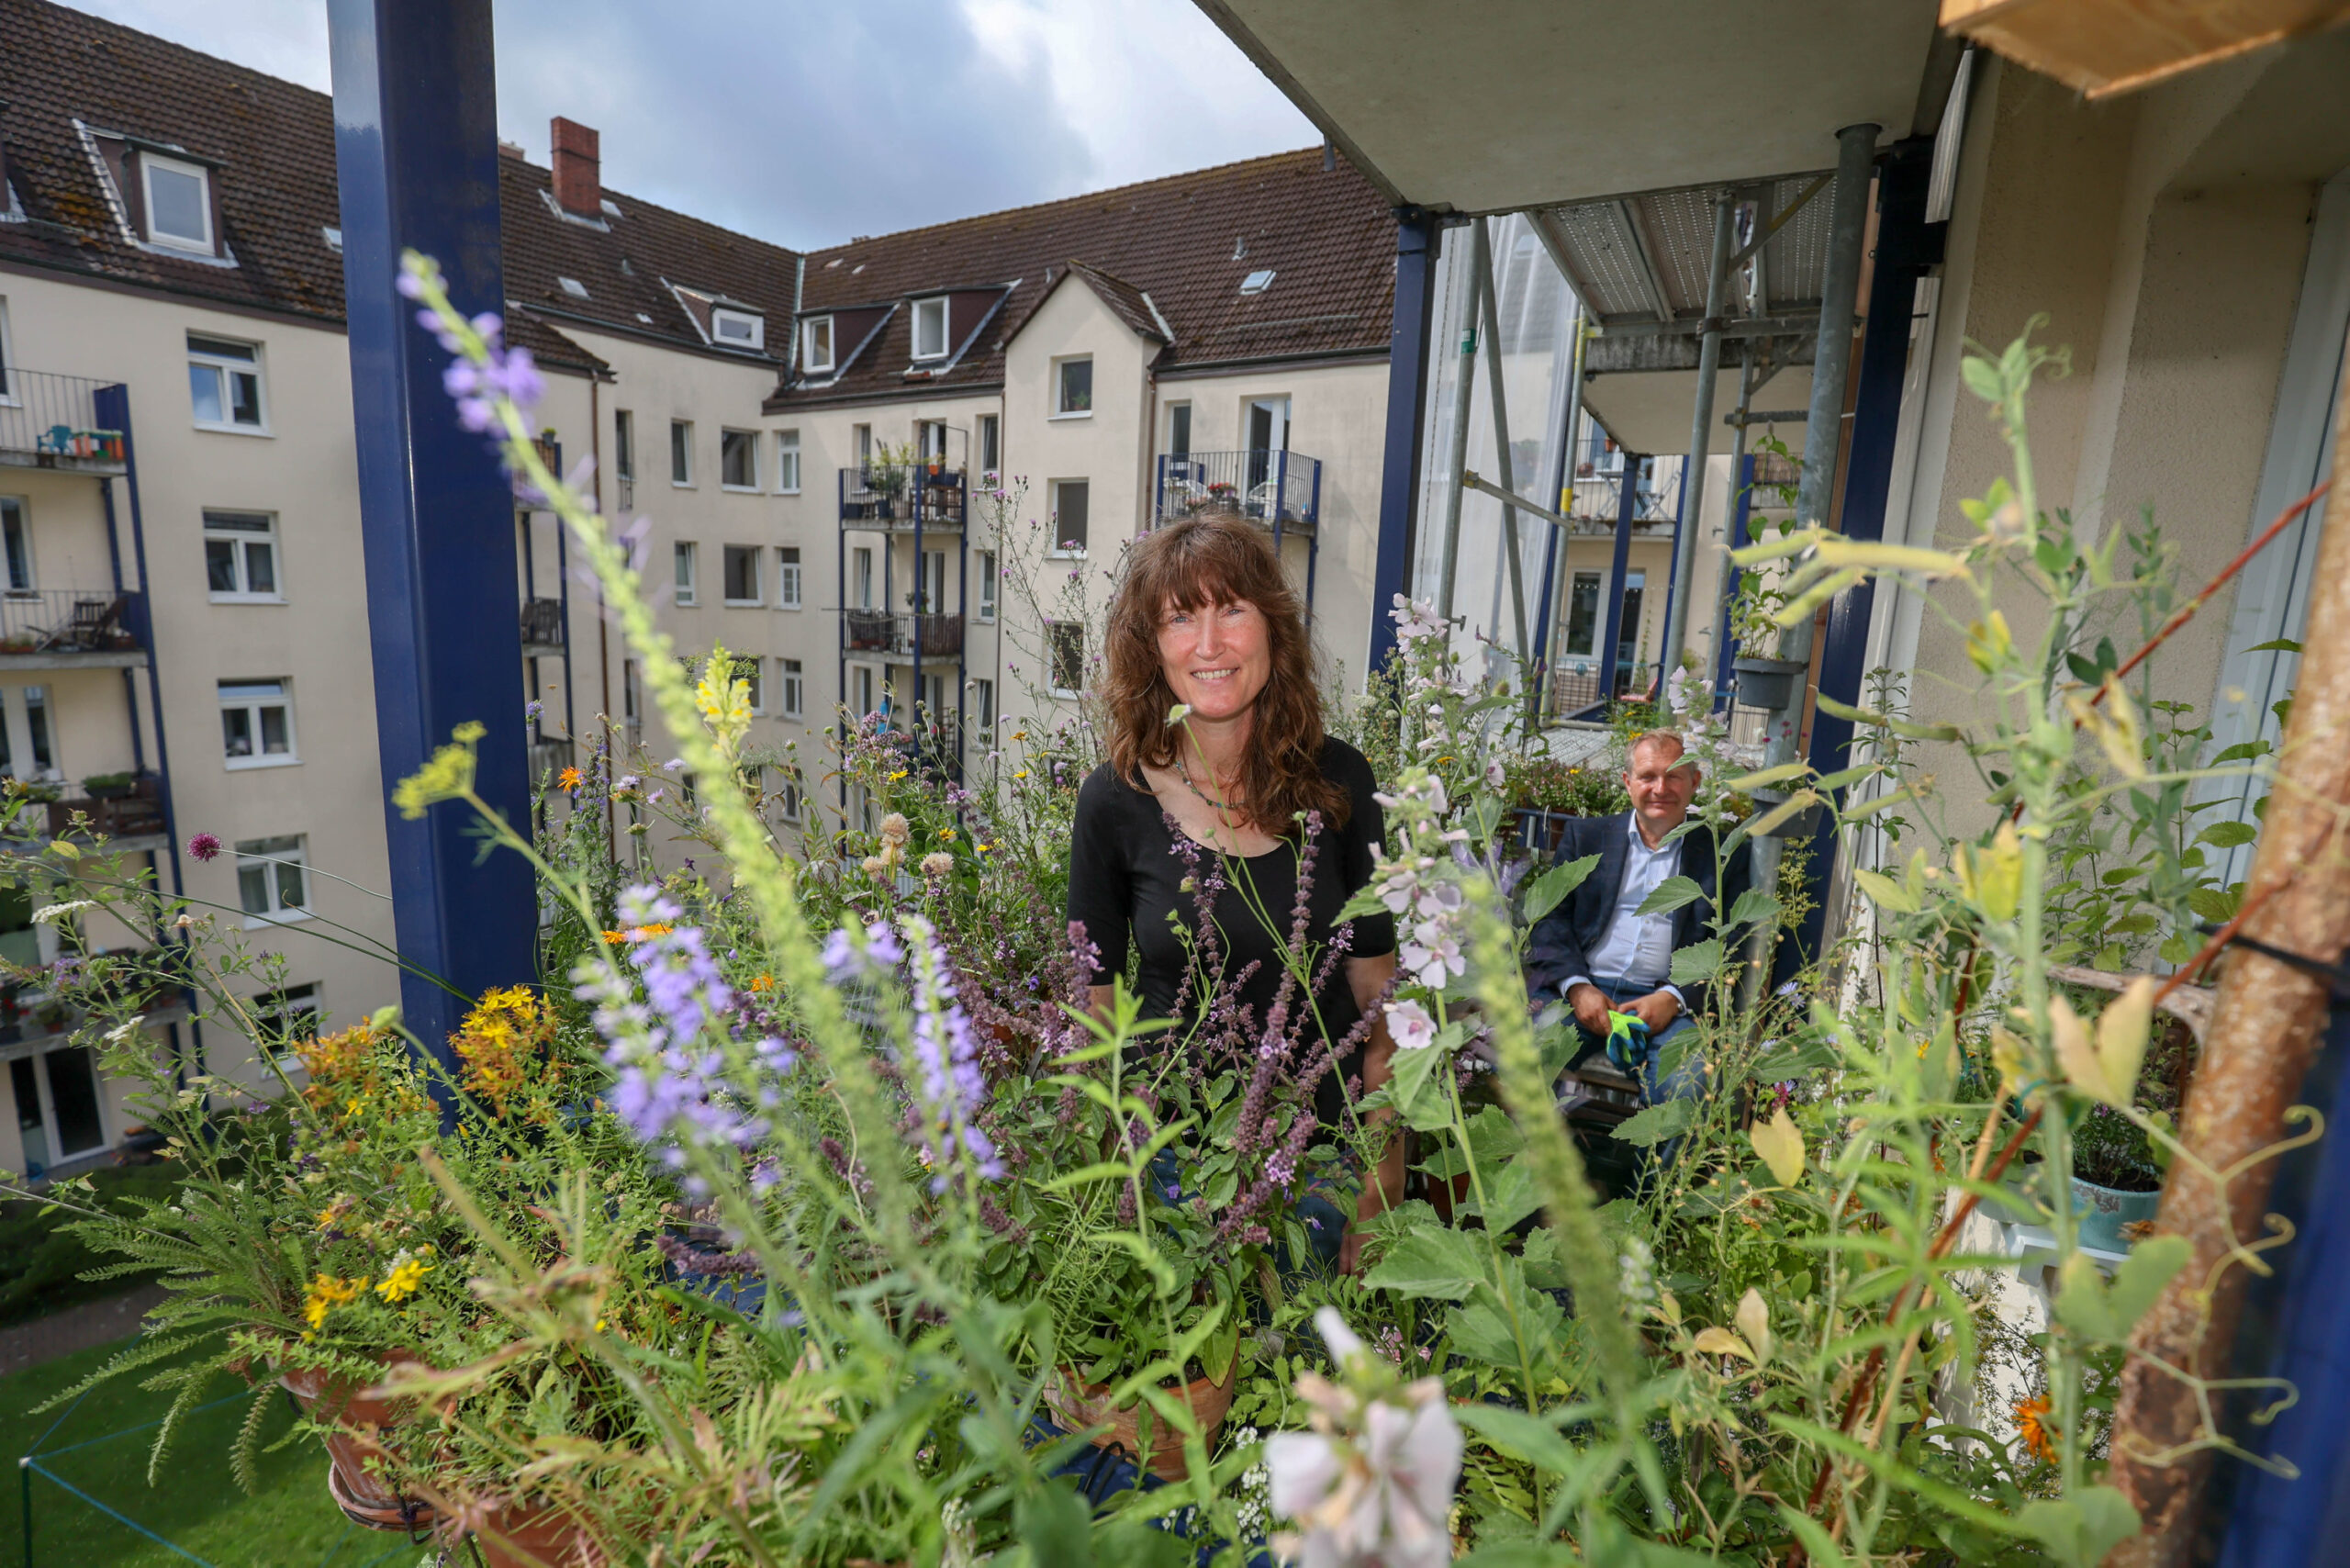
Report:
1240,269,1276,295
558,276,590,298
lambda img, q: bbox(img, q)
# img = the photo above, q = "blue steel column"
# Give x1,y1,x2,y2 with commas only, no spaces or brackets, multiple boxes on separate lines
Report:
1711,453,1756,705
328,0,534,1060
1783,139,1942,973
1366,209,1440,681
1578,454,1641,719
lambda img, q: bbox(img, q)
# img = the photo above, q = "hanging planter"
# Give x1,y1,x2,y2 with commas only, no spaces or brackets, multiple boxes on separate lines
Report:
279,1352,438,1520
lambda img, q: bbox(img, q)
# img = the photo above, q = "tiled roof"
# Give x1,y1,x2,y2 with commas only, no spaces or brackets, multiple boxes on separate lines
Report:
772,148,1394,408
1063,261,1169,344
0,0,794,375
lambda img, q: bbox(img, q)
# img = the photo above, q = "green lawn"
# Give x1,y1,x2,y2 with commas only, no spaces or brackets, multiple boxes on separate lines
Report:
0,1332,424,1568
0,1164,180,1327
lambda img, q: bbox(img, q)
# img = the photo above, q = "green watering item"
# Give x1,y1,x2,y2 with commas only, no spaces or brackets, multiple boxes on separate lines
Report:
1605,1010,1651,1073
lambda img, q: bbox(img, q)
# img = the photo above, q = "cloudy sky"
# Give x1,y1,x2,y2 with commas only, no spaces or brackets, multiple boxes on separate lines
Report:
68,0,1319,252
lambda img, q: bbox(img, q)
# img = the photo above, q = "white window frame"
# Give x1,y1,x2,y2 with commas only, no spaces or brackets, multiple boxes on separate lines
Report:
187,334,268,435
670,420,694,487
720,428,760,492
13,1047,111,1164
1046,621,1085,698
976,549,998,622
140,152,214,252
235,834,312,928
622,658,641,728
722,543,763,607
775,430,801,494
613,409,636,508
711,308,765,350
203,510,282,602
1051,354,1093,419
778,777,803,822
853,546,875,610
733,655,764,714
801,316,834,373
975,677,995,734
1047,478,1090,559
0,498,35,596
779,657,804,720
219,678,298,769
674,542,699,606
912,297,949,361
254,981,322,1057
777,546,803,610
977,412,1000,479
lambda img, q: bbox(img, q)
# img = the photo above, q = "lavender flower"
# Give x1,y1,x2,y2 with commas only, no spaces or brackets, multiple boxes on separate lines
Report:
898,913,1003,1191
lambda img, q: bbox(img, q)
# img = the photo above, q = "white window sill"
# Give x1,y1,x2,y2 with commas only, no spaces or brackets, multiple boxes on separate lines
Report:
675,597,699,608
722,484,761,495
671,480,695,489
778,603,802,612
244,908,314,931
193,420,273,438
1048,410,1092,421
780,713,804,724
722,599,763,609
1050,689,1084,700
976,612,997,625
777,489,802,498
147,230,215,255
224,754,302,771
209,593,287,606
803,363,834,376
1046,548,1088,561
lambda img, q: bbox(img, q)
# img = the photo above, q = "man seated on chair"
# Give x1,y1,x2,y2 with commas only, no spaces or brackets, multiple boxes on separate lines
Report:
1524,729,1751,1159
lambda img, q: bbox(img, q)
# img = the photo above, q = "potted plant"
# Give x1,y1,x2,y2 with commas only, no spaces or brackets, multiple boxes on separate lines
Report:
82,771,137,801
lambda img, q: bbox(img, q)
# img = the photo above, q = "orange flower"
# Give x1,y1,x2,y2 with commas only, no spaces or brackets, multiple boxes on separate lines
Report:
558,766,583,792
2014,1394,2056,1462
602,930,628,944
750,975,774,991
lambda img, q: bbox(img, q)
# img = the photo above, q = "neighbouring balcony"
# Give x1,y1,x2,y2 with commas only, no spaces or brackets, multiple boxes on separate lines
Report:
838,466,968,531
520,596,565,653
0,371,129,477
842,610,966,660
0,590,148,667
1546,658,1660,716
1565,467,1680,524
1153,451,1321,534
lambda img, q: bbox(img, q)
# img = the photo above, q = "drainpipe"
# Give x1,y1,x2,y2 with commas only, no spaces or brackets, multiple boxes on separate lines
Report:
1659,189,1738,681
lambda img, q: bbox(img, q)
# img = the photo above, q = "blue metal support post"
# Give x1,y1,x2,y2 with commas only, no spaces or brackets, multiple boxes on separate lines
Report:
1783,138,1942,973
1366,209,1440,681
1579,454,1642,719
328,0,536,1062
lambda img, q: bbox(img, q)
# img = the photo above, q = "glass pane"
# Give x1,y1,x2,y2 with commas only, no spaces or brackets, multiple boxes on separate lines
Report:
230,372,262,426
147,163,208,243
722,431,755,487
43,1048,104,1157
24,688,50,772
238,864,268,913
0,883,35,969
222,706,252,756
2,507,30,593
1169,405,1192,458
186,335,254,361
1059,358,1091,412
275,860,307,911
206,539,239,593
260,704,289,755
12,1059,49,1174
675,544,694,591
188,363,224,424
1056,483,1089,550
1565,574,1601,657
0,689,14,777
245,542,275,594
671,422,689,484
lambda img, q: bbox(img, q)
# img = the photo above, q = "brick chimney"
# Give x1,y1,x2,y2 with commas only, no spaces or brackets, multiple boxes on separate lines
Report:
551,118,600,217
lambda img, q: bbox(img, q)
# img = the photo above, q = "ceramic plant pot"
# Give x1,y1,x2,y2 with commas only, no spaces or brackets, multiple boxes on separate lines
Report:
463,1499,612,1568
281,1354,433,1521
2070,1174,2160,1253
1045,1362,1237,1484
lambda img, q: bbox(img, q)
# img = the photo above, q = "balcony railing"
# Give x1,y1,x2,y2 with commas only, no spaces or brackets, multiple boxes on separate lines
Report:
843,610,965,660
1153,451,1321,533
1546,659,1659,716
44,794,166,843
0,371,129,476
838,465,968,530
520,597,565,650
1564,468,1680,524
0,590,147,658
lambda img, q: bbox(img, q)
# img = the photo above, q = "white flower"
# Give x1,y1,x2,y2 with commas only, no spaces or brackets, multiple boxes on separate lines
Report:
103,1015,146,1046
1401,924,1464,990
32,900,95,924
1384,999,1437,1052
1484,756,1507,789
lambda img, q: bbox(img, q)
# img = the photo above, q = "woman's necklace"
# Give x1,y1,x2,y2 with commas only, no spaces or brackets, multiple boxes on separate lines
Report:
1173,751,1240,821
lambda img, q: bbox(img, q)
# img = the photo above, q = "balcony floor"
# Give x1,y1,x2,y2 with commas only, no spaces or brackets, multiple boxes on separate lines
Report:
0,650,145,670
0,449,128,479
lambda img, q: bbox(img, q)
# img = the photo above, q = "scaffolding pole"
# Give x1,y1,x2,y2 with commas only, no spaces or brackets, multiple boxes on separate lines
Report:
1659,188,1737,679
1474,218,1533,682
1434,220,1486,622
1535,304,1590,726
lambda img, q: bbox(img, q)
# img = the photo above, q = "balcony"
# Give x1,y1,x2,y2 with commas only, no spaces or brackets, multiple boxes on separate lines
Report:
1564,467,1680,526
0,590,148,668
0,371,129,477
842,610,965,660
837,465,968,532
520,596,565,655
1152,451,1321,534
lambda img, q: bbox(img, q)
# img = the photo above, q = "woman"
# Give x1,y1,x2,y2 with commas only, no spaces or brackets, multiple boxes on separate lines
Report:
1066,512,1402,1272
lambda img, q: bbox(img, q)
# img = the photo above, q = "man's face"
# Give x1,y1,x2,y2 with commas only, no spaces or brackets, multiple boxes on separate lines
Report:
1624,743,1698,839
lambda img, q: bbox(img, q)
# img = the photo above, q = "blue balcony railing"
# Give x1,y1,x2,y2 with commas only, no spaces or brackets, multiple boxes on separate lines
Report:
1153,450,1321,532
0,370,130,476
838,465,967,530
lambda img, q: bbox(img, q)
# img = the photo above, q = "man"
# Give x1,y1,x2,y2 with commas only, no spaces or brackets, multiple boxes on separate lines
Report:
1524,730,1751,1159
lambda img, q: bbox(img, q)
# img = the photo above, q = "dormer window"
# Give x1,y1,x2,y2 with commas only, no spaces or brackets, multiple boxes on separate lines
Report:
140,153,214,252
912,297,948,361
801,316,834,374
711,308,764,350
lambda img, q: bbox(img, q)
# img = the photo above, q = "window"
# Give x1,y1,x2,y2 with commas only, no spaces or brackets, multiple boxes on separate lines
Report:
1047,622,1085,696
974,677,994,734
0,498,31,594
734,655,763,713
853,424,872,465
721,428,759,490
0,298,13,403
0,686,58,779
557,275,590,299
777,547,802,609
187,335,264,431
801,316,834,373
1564,571,1603,658
1239,268,1277,296
13,1047,108,1168
254,982,321,1056
780,657,804,719
775,430,801,493
670,420,693,486
912,297,949,361
778,778,803,822
977,550,997,622
918,420,948,466
1054,355,1093,416
674,542,699,605
722,544,761,605
1049,480,1090,555
1167,402,1192,458
203,510,279,600
622,659,641,727
916,550,947,614
220,678,297,767
236,834,310,925
140,153,213,252
853,546,874,610
711,308,764,350
978,413,1000,477
854,665,877,719
614,410,635,508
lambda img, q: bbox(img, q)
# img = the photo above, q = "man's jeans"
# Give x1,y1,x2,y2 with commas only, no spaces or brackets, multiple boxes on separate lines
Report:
1571,976,1707,1167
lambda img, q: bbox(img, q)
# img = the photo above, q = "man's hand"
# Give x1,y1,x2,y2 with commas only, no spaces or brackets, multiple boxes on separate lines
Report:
1567,981,1613,1035
1623,990,1681,1036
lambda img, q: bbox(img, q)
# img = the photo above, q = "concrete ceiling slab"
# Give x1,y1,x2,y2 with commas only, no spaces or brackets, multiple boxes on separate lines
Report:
1194,0,1946,212
1583,364,1815,458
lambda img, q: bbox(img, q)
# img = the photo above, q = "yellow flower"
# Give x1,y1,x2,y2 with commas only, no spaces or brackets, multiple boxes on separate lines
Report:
1015,771,1029,780
375,1254,432,1304
889,769,908,781
602,929,628,944
694,643,754,760
974,842,991,855
938,827,957,841
557,766,583,792
750,974,774,991
393,723,485,819
302,1272,368,1336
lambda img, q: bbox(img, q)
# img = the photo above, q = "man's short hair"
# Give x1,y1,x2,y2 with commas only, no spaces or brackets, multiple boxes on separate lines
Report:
1626,729,1695,772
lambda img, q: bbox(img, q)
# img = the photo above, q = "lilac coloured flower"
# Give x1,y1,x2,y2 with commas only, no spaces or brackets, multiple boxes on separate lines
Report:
186,833,222,863
1384,999,1438,1052
896,912,1003,1190
821,919,905,985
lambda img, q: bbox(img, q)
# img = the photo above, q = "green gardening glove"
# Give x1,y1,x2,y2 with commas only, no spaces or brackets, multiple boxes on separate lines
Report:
1604,1010,1651,1073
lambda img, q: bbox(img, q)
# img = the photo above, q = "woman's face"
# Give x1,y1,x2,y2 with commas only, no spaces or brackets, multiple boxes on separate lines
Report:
1158,596,1272,726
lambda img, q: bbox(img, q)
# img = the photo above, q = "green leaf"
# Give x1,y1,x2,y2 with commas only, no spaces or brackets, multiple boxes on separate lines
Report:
1636,876,1702,918
2016,1486,2141,1568
1522,853,1599,925
1669,938,1724,988
1723,887,1780,932
2246,637,2303,654
2188,885,2240,923
1466,1159,1541,1235
1016,1482,1095,1568
1362,1222,1489,1301
2108,1234,2189,1332
1852,868,1918,914
1386,1034,1453,1132
2196,820,2257,848
2211,740,2267,764
1519,1226,1568,1289
1721,761,1812,793
1612,1099,1693,1148
1446,1257,1564,1371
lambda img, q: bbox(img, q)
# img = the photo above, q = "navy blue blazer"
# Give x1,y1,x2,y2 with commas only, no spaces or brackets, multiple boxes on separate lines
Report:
1523,810,1752,1021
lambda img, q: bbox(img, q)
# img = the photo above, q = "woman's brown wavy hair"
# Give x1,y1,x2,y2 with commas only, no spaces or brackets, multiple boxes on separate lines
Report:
1100,513,1348,834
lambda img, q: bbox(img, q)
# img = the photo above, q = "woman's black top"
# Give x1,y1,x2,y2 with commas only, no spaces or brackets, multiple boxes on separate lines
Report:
1066,737,1396,1131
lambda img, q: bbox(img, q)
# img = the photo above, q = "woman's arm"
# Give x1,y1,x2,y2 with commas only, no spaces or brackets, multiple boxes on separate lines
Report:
1339,949,1404,1275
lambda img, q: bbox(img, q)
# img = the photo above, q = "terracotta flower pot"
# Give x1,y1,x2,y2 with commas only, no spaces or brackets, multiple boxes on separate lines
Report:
280,1354,432,1518
324,1457,435,1535
1044,1362,1236,1483
463,1499,610,1568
